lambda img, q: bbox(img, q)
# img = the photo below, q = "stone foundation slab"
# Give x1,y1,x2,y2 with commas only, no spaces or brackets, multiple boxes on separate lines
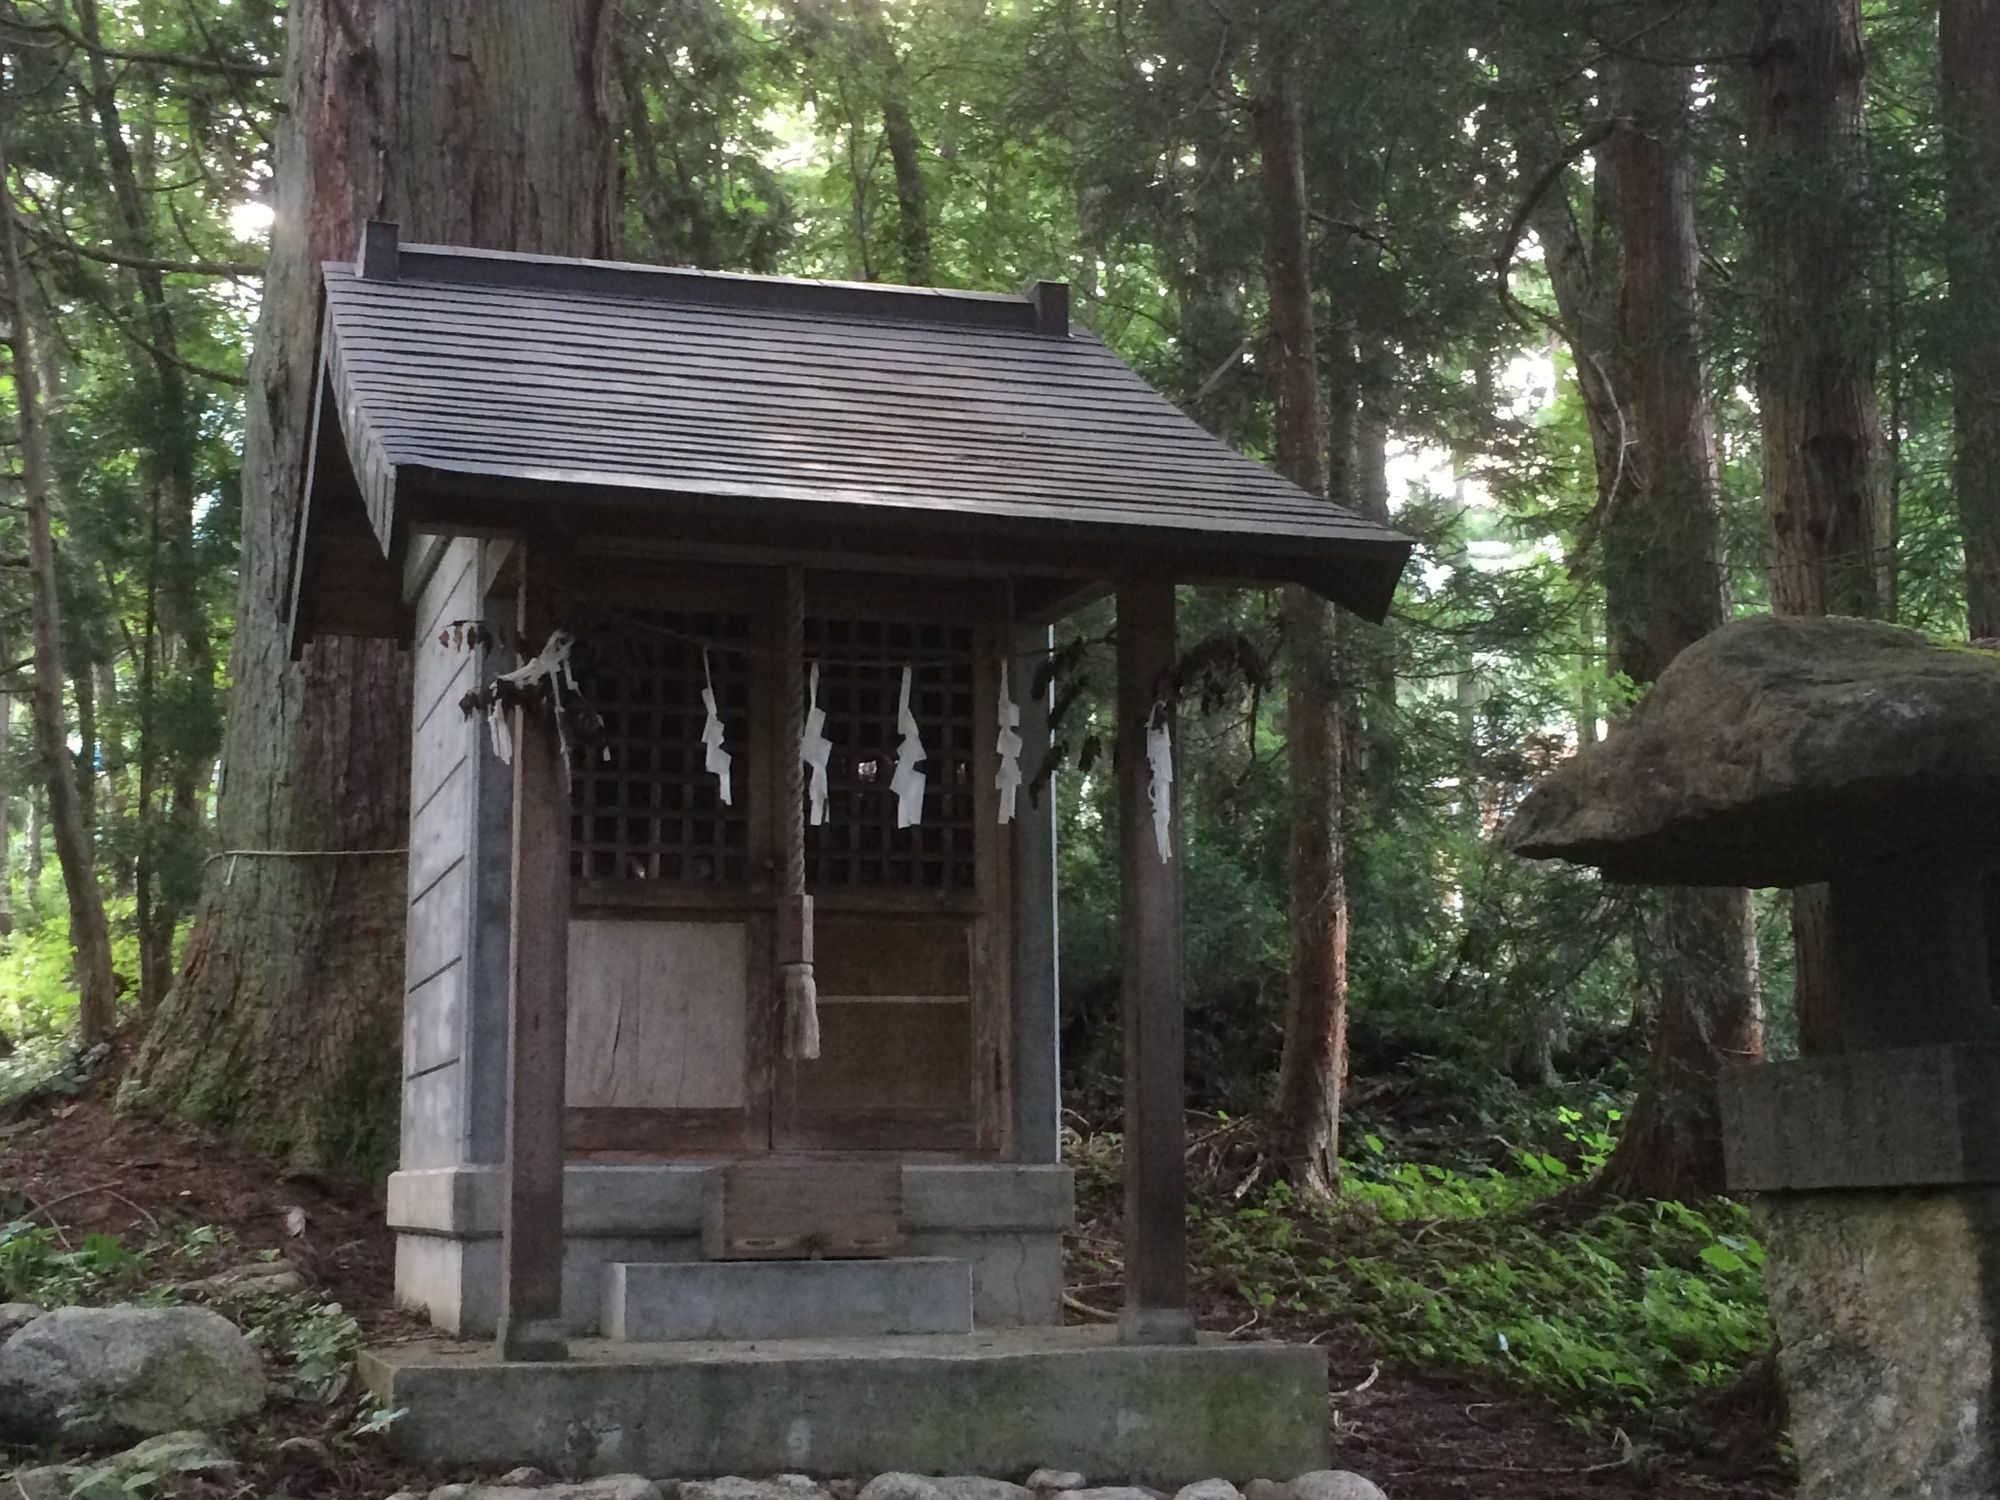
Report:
604,1258,972,1342
360,1328,1327,1485
389,1163,1072,1338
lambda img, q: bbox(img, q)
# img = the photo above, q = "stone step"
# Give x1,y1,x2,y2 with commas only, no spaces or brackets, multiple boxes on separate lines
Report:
602,1257,974,1342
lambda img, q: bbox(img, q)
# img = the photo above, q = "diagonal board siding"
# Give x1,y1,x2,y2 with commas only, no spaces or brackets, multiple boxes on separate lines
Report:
402,538,481,1169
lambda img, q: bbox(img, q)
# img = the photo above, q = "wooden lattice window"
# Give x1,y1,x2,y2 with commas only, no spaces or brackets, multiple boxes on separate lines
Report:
805,616,978,891
569,611,753,884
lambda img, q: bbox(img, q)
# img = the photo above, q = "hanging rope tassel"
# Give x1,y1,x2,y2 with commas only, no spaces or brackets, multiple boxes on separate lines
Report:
781,565,821,1061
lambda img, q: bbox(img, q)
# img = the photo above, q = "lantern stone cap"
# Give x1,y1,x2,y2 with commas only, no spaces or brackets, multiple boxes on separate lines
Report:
1504,615,2000,887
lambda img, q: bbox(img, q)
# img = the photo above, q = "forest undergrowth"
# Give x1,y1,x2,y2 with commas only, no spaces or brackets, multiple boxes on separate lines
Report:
1069,1080,1774,1443
0,1048,1791,1500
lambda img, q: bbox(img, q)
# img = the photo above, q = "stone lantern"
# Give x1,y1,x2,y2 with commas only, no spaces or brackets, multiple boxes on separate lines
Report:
1504,613,2000,1500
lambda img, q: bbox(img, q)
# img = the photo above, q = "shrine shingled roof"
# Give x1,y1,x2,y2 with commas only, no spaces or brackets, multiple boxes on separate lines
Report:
290,224,1411,644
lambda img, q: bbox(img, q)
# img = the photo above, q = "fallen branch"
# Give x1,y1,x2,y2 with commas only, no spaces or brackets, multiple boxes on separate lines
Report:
1061,1291,1119,1323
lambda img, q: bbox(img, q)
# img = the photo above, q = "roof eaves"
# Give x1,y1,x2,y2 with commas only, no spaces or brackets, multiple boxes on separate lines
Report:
328,221,1071,336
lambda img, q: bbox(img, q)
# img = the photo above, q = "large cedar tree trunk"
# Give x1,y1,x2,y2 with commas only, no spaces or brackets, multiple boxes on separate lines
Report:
1256,30,1348,1195
1594,37,1763,1203
1943,0,2000,639
1748,0,1887,1058
123,0,616,1175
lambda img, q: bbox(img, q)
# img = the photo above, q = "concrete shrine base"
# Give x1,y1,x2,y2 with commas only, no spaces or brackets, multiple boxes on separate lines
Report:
359,1326,1328,1484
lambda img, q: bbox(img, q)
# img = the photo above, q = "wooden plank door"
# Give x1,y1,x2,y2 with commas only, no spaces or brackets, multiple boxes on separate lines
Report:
564,911,773,1155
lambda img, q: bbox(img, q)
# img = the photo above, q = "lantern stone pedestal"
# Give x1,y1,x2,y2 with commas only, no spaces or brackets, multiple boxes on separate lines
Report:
1722,1047,2000,1497
1505,615,2000,1500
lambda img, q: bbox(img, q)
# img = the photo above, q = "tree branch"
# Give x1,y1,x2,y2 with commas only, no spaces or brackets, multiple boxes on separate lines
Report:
0,13,278,78
16,212,262,278
1494,119,1617,329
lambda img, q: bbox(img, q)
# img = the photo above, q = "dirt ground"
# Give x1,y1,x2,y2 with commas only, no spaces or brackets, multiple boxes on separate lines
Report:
0,1092,1793,1500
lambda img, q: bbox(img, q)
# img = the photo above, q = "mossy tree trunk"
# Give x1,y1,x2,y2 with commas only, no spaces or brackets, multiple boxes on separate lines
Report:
123,0,616,1176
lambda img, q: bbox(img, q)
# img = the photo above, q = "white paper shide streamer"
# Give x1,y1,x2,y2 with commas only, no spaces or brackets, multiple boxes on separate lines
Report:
890,665,928,828
995,661,1023,824
1145,701,1174,863
485,629,578,774
801,661,833,826
700,648,732,806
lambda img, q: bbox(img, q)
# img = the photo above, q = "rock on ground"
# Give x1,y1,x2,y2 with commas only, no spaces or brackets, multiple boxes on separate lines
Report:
1289,1474,1386,1500
1172,1483,1240,1500
0,1302,42,1341
679,1479,829,1500
1503,615,2000,886
1243,1483,1289,1500
857,1478,944,1500
1025,1474,1086,1494
1065,1488,1157,1500
935,1480,1033,1500
429,1480,659,1500
10,1428,238,1500
0,1305,265,1447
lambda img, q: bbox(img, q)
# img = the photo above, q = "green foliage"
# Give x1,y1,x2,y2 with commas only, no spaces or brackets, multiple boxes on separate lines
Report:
1218,1155,1764,1423
0,1220,151,1306
0,888,151,1042
1072,1098,1769,1425
243,1291,363,1403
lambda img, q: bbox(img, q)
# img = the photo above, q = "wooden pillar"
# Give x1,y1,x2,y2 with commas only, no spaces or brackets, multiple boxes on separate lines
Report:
496,541,570,1361
1116,576,1194,1344
1011,621,1062,1164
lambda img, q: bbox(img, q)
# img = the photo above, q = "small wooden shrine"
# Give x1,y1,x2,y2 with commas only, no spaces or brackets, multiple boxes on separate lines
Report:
289,222,1410,1482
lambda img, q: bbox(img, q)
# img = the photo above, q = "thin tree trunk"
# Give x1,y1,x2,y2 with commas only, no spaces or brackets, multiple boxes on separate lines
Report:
0,685,14,937
72,0,217,949
0,88,117,1046
1256,23,1347,1195
1594,26,1763,1200
1749,0,1886,1057
27,785,44,901
71,658,94,831
124,0,617,1176
1943,0,2000,638
853,0,931,285
1353,401,1400,823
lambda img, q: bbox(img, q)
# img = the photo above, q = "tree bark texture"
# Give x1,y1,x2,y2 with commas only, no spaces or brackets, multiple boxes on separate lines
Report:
1255,35,1347,1196
1600,886,1762,1202
1943,0,2000,638
0,93,118,1047
1748,0,1889,621
1748,0,1887,1059
124,0,616,1175
1595,36,1763,1201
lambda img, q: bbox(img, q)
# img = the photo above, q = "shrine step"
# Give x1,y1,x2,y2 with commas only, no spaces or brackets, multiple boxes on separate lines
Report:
602,1257,974,1342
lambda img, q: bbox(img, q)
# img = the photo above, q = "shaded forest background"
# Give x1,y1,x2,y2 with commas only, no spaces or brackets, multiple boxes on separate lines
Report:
0,0,1987,1442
